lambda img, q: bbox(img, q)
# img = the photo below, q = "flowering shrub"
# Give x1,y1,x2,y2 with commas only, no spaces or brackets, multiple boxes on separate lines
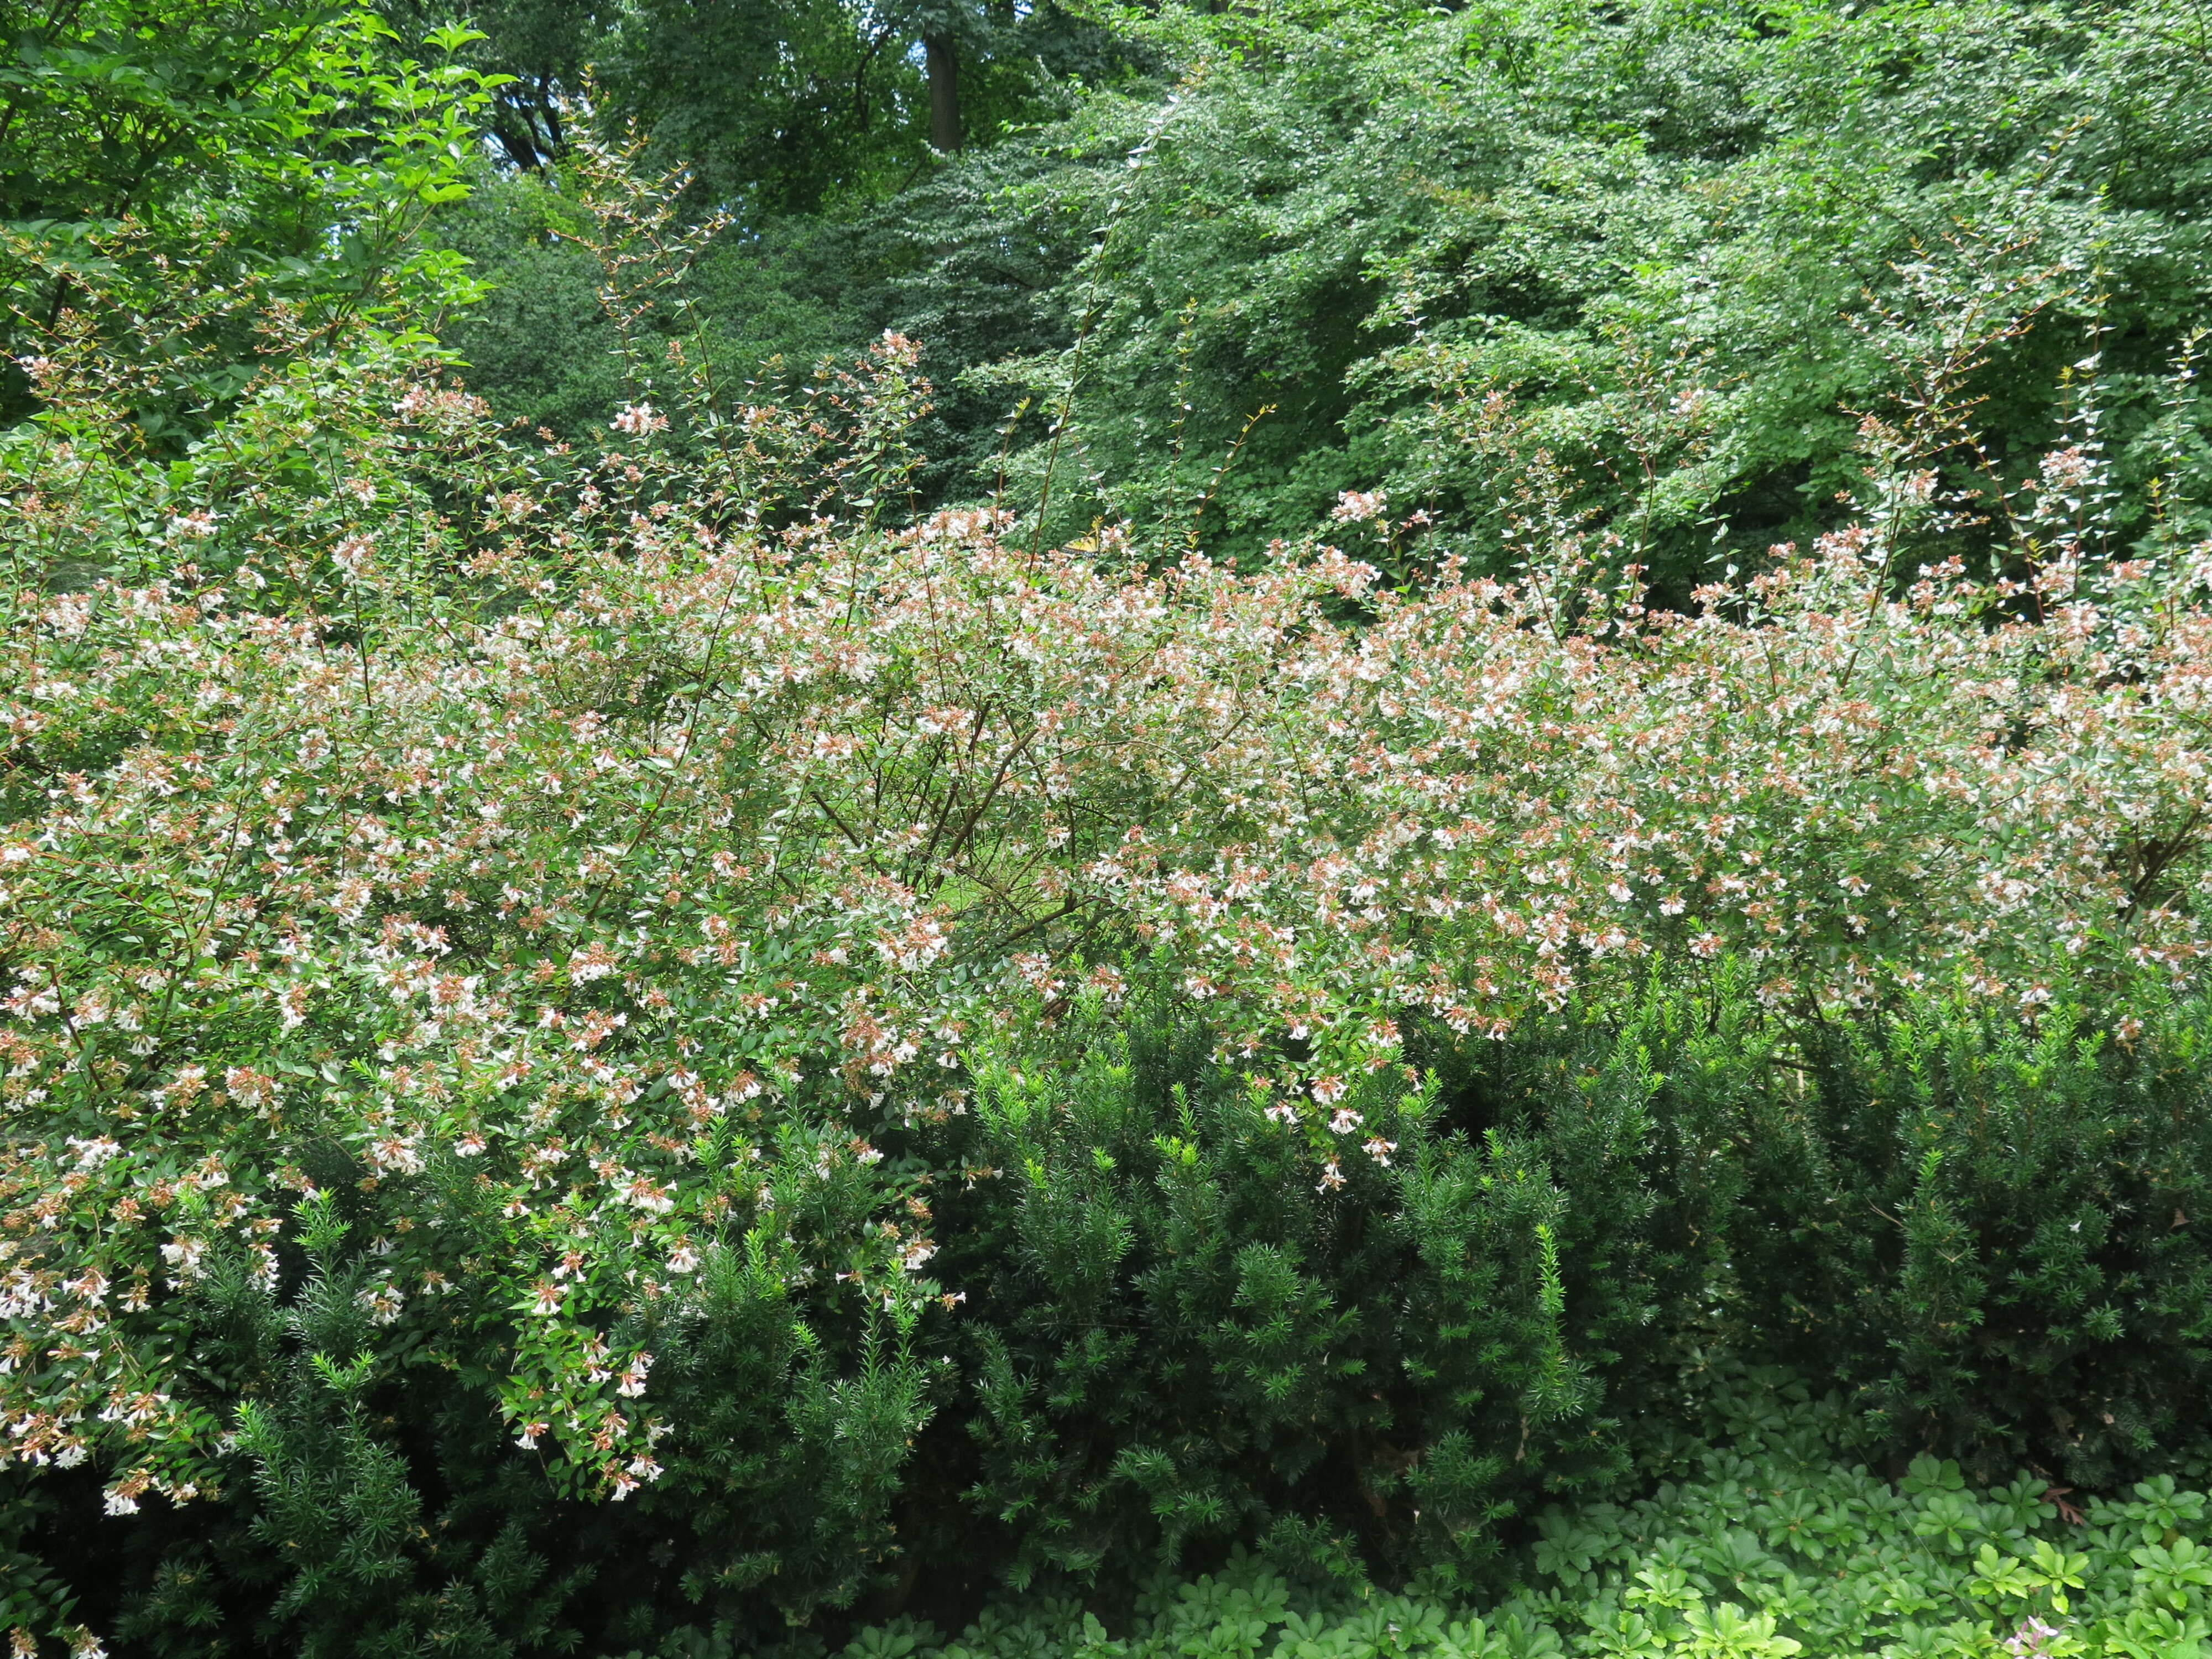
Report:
8,319,2208,1456
9,139,2212,1648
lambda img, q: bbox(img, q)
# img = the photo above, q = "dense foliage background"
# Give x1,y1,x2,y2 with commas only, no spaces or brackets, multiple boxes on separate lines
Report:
6,0,2212,1654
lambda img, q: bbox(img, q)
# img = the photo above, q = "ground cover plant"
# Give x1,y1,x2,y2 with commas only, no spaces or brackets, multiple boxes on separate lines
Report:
6,0,2212,1653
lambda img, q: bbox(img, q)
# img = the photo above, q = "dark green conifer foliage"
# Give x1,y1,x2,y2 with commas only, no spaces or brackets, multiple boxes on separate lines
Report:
110,1194,590,1657
1679,992,2212,1488
928,989,1669,1601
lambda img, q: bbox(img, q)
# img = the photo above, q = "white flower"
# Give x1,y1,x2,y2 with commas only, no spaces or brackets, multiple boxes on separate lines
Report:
357,1284,405,1326
567,943,618,983
332,534,374,578
367,1134,424,1176
67,1136,122,1170
328,877,372,924
159,1237,207,1284
3,980,60,1019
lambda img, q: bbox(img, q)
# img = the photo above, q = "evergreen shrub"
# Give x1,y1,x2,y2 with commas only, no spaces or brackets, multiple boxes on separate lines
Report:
651,1369,2212,1659
1653,992,2212,1489
909,993,1666,1591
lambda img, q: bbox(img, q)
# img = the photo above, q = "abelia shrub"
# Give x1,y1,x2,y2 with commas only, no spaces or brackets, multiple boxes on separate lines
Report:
7,342,2208,1489
5,197,2212,1641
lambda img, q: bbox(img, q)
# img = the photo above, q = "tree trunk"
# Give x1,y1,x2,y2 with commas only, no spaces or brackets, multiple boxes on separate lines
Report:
925,34,961,152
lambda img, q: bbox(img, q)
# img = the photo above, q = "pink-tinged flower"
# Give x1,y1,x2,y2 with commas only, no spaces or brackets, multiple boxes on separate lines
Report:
610,403,667,436
67,1136,121,1171
566,943,619,984
101,1472,150,1516
278,984,312,1029
332,534,374,578
357,1284,405,1326
1315,1157,1347,1193
1331,489,1384,524
159,1238,207,1285
368,1134,424,1176
514,1420,547,1449
1689,932,1723,959
1328,1108,1363,1135
1363,1137,1397,1166
1311,1075,1346,1105
529,1280,564,1314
